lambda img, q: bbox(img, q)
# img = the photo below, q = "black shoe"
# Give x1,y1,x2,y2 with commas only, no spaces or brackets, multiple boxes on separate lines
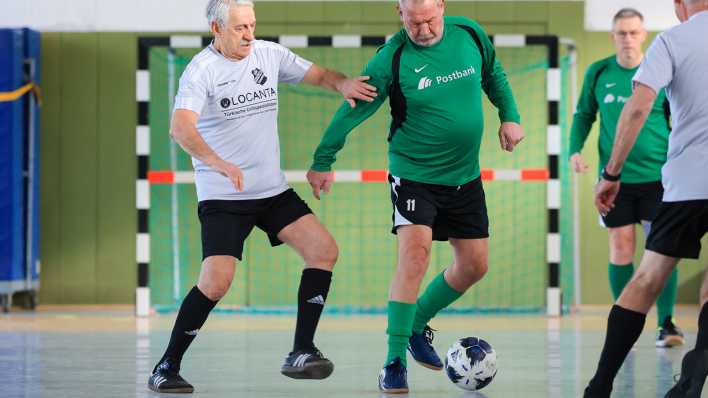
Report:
665,349,708,398
147,358,194,393
281,348,334,380
656,317,685,348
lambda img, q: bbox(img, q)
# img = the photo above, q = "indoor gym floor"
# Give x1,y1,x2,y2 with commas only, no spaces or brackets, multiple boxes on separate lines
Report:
0,306,701,398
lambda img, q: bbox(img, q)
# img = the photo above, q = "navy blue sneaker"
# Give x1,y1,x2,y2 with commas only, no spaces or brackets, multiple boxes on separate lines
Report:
378,357,408,394
656,317,685,348
665,349,708,398
408,325,443,370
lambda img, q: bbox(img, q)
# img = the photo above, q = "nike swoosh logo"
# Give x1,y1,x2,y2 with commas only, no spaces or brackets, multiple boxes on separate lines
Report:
414,65,429,73
606,83,616,88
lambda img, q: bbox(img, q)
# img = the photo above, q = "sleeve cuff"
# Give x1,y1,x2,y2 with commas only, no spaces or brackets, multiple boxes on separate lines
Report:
569,145,583,156
310,161,332,172
174,97,204,115
632,77,661,95
500,110,521,124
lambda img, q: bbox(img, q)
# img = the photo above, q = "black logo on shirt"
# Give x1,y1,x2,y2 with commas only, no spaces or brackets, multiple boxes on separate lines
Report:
251,68,268,85
220,98,231,108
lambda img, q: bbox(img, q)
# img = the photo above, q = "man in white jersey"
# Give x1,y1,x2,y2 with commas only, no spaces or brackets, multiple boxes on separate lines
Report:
147,0,378,393
584,1,708,397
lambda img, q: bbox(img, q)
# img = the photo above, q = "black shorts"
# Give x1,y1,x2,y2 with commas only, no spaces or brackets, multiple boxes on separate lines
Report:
197,189,312,260
601,181,663,228
645,200,708,259
389,174,489,241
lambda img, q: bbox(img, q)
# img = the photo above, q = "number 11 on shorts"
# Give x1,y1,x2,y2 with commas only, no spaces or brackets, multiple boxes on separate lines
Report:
406,199,416,212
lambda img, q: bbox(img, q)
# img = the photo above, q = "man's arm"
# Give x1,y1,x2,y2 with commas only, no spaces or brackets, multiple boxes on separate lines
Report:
485,55,523,152
594,83,656,214
307,93,388,199
171,109,244,191
474,24,524,152
302,64,378,108
307,47,395,199
604,84,657,175
569,65,601,172
473,24,520,125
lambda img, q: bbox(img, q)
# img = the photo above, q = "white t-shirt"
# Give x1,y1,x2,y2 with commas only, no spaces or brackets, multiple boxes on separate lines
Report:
174,40,313,201
633,11,708,201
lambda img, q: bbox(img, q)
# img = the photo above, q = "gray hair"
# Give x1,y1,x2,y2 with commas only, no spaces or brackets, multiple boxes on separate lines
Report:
399,0,443,6
613,8,644,24
206,0,254,27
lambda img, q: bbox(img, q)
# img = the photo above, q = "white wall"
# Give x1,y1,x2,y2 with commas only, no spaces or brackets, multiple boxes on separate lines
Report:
585,0,679,32
2,0,209,32
8,0,682,33
3,0,586,33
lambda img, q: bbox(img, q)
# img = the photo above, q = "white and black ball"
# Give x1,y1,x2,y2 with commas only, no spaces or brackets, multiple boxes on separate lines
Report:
444,337,497,391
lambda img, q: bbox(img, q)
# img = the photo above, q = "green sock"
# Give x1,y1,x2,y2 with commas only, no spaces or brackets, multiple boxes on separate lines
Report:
656,268,678,327
412,271,463,334
386,301,416,367
608,263,634,300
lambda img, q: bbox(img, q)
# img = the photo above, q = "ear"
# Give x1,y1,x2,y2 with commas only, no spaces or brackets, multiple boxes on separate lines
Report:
397,4,403,21
211,21,221,36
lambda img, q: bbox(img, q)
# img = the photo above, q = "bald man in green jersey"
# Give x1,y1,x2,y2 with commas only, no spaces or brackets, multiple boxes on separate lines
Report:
570,8,683,348
307,0,523,393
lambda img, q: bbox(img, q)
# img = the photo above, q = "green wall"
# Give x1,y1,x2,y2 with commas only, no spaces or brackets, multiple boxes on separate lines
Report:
38,1,705,305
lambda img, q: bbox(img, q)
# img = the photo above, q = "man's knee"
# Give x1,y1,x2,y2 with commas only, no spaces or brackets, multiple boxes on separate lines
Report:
198,257,235,301
450,258,487,287
628,269,664,297
197,279,231,301
315,238,339,269
609,231,635,263
400,243,431,279
468,259,488,279
304,234,339,269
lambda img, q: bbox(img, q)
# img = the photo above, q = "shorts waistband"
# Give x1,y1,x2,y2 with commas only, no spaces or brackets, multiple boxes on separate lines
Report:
388,174,481,191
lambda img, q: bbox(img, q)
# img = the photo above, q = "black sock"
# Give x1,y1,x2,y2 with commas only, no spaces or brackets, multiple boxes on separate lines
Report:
586,305,646,396
159,286,217,368
293,268,332,352
696,302,708,351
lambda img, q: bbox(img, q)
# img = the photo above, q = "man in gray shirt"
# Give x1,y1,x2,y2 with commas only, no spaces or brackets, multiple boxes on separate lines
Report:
147,0,377,393
586,1,708,397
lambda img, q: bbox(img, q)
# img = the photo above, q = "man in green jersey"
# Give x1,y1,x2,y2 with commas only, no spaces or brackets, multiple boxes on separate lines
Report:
570,8,683,347
307,0,523,393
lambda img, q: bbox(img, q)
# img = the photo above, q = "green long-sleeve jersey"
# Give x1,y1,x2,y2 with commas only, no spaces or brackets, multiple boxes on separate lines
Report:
570,56,670,183
311,16,520,186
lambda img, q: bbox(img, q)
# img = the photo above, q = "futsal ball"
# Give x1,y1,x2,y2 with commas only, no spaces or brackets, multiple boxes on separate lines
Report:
444,337,497,391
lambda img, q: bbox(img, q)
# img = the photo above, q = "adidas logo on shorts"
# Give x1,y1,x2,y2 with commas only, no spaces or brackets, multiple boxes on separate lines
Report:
184,329,200,336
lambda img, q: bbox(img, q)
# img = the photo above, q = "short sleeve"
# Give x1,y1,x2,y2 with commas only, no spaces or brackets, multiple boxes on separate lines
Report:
174,65,210,115
634,34,674,94
274,44,314,84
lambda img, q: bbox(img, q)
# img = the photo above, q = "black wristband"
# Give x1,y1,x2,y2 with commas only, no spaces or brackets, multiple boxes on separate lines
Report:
602,167,621,182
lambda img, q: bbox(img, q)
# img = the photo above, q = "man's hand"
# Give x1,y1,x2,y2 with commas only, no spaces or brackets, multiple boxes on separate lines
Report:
336,76,378,108
213,159,244,192
306,170,335,200
498,122,524,152
570,153,589,173
594,179,620,216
